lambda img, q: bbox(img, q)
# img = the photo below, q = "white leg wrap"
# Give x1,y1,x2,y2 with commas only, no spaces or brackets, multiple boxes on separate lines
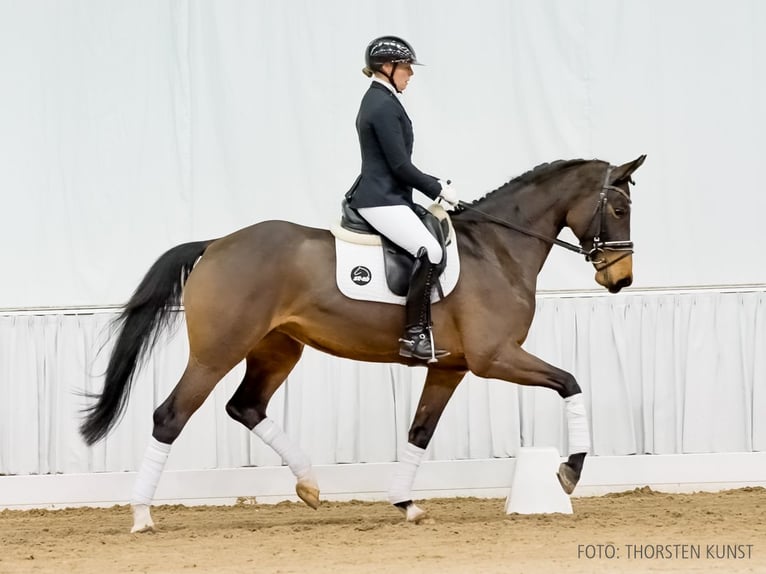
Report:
564,393,591,455
131,437,172,506
388,442,426,505
253,418,313,480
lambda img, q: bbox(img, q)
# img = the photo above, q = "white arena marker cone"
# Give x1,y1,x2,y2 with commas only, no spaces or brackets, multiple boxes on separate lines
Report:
505,447,573,515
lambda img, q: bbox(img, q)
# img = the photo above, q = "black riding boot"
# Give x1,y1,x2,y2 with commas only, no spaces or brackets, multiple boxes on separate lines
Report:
398,248,449,363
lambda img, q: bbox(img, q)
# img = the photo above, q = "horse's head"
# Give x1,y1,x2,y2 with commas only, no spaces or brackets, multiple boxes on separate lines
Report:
567,155,646,293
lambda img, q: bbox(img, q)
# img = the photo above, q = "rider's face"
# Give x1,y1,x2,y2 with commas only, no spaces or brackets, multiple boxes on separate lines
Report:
381,62,414,91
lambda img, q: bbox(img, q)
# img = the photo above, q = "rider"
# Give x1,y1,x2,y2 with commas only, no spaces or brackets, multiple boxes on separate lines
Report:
345,36,457,362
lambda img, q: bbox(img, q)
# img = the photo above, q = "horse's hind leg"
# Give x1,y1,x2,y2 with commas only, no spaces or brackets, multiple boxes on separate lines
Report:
130,359,230,532
225,331,319,509
390,368,466,522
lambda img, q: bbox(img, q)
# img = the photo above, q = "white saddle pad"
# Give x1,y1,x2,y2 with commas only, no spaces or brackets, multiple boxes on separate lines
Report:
333,235,460,305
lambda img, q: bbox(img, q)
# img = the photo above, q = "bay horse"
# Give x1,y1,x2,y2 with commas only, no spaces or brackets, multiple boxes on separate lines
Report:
80,155,646,532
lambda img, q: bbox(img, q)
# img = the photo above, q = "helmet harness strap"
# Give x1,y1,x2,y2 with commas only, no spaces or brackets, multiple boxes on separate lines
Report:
386,62,401,93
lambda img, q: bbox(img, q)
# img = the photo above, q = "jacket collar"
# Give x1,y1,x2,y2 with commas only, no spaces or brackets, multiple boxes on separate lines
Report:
371,77,397,95
368,80,410,120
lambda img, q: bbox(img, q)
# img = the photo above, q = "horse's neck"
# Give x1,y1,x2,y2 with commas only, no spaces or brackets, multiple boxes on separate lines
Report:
514,186,567,237
472,169,593,273
482,181,571,242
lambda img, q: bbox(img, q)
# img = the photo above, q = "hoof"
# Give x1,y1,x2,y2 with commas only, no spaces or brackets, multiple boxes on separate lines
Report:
296,479,320,510
556,462,578,495
130,504,155,533
396,502,429,523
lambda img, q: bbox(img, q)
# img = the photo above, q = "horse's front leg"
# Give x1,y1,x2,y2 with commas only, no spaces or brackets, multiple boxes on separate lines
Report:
470,345,590,494
390,368,466,522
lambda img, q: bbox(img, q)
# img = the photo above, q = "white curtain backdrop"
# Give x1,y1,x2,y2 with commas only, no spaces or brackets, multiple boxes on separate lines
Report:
2,289,764,476
1,2,765,477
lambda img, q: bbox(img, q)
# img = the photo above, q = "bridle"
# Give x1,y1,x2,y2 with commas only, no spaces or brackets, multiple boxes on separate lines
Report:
453,164,633,269
584,165,634,268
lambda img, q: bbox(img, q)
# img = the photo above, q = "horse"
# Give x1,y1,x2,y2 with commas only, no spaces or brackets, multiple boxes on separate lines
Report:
80,155,646,532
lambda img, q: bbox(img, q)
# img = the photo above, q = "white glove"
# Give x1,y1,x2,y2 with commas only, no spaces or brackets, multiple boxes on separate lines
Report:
439,180,458,205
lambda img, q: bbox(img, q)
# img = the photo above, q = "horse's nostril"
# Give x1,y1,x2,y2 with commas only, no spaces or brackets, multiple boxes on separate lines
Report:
608,275,633,293
617,276,633,289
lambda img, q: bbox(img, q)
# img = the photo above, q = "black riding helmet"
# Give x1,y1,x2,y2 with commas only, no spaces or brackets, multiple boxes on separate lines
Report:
363,36,422,93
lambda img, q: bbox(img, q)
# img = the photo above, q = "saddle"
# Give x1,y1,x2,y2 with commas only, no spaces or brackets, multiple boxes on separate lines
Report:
337,199,451,297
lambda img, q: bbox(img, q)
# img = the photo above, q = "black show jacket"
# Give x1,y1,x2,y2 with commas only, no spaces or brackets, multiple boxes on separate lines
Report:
346,82,442,209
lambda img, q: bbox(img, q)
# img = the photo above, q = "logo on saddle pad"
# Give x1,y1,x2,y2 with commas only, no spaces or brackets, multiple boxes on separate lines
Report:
351,266,372,285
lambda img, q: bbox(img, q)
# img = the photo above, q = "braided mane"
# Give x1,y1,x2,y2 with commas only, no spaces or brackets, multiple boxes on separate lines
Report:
451,159,590,216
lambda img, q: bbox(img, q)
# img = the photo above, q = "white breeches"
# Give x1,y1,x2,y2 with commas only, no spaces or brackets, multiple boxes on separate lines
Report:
357,205,443,265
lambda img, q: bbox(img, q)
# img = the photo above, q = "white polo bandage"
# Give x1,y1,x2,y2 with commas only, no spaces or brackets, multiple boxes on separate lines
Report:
388,442,426,505
564,393,591,455
253,418,312,480
132,437,172,506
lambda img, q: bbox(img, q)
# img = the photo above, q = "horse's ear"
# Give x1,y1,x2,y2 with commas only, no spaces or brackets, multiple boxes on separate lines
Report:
611,154,647,185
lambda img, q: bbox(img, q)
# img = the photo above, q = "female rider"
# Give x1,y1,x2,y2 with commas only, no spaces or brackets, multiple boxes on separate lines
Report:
345,36,457,362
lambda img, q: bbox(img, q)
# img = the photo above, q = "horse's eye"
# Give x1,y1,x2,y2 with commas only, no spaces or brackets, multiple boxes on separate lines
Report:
614,207,627,217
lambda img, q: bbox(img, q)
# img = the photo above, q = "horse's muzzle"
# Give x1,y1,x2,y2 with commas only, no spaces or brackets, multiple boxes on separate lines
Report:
594,252,633,293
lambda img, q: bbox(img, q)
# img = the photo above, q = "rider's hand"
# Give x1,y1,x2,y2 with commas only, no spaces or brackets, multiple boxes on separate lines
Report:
439,181,458,206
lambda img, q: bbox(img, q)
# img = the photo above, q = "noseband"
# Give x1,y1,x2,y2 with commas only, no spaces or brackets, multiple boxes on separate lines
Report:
584,165,633,268
454,164,633,268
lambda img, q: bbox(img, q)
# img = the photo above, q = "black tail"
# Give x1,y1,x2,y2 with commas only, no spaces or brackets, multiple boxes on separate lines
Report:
80,240,212,445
